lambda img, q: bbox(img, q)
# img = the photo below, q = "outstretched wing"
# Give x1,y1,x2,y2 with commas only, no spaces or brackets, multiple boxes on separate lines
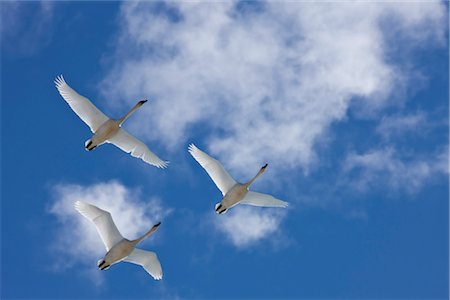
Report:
125,248,163,280
107,128,168,168
188,143,236,195
55,75,109,133
240,191,288,208
74,201,123,251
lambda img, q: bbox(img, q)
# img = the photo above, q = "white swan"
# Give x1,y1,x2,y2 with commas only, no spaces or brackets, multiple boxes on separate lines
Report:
74,201,163,280
55,75,168,168
188,144,288,214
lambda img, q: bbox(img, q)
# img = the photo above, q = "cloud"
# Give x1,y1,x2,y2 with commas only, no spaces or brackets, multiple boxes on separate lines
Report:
1,2,56,56
96,2,446,242
100,2,445,178
342,147,448,194
376,111,427,139
48,180,172,283
212,206,287,249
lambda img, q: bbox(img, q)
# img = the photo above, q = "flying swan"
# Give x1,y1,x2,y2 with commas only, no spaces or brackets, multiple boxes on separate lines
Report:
188,144,288,214
55,75,168,168
75,201,163,280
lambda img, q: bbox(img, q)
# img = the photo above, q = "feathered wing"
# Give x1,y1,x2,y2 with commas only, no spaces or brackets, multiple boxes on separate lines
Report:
107,129,168,168
240,191,288,208
188,144,236,195
125,248,163,280
55,75,109,133
74,201,123,251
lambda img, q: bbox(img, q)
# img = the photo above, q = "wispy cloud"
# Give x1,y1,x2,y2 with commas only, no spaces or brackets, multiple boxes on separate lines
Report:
100,2,445,177
211,206,288,249
376,112,427,139
1,2,56,56
97,2,446,239
48,180,172,283
342,147,448,194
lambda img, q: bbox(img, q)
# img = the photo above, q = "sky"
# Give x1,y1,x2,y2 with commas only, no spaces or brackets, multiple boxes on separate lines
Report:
1,1,449,299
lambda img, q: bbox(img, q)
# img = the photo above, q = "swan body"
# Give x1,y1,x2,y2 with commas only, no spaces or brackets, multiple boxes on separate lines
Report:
188,144,288,214
55,75,168,168
75,201,163,280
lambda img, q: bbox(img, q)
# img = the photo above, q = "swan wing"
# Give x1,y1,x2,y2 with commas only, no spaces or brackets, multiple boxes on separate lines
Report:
188,143,237,195
55,75,109,133
74,201,123,251
240,191,288,208
107,128,168,168
125,248,163,280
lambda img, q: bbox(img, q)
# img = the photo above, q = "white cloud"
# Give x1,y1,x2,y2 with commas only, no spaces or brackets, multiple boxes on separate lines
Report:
212,206,287,249
1,2,55,56
97,2,446,245
48,180,171,282
376,111,427,139
100,2,445,177
342,147,448,194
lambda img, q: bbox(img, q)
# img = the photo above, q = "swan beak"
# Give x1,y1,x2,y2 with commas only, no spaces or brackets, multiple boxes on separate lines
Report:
151,222,161,232
262,163,268,169
138,99,148,106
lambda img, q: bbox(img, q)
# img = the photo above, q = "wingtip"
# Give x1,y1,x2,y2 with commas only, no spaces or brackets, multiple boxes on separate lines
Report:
74,201,86,213
54,74,66,87
161,161,169,169
188,143,198,154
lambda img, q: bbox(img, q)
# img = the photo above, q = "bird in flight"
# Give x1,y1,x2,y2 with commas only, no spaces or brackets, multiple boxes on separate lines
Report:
55,75,168,168
75,201,163,280
188,144,288,214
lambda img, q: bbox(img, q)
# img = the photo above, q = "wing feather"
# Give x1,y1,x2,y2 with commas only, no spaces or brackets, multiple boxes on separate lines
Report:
188,144,236,195
125,248,163,280
107,129,168,168
74,201,123,251
240,191,288,208
55,75,109,132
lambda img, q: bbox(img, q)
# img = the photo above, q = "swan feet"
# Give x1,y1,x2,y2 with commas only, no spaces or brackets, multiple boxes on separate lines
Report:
98,260,110,270
215,204,227,214
85,140,97,151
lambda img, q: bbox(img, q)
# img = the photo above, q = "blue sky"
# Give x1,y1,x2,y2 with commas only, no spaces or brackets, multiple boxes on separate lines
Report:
1,1,448,299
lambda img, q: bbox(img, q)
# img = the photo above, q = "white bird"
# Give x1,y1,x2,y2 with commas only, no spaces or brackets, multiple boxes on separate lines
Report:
74,201,163,280
188,144,288,214
55,75,168,168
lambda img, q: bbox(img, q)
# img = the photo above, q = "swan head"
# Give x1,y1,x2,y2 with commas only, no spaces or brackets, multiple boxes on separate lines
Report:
151,221,161,232
137,99,148,106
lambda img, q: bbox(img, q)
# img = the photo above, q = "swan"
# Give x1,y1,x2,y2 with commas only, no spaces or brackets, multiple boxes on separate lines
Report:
188,144,288,214
74,201,163,280
55,75,168,168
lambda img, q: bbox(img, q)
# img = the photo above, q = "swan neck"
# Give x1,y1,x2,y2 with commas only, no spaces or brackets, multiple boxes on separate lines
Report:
118,102,144,125
244,165,267,188
134,223,160,245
